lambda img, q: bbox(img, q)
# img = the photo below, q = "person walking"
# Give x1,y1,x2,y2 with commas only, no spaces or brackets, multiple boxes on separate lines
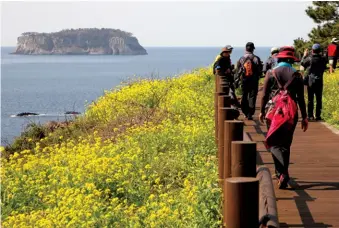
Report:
327,38,338,74
263,47,279,75
235,42,263,120
214,45,241,108
301,44,327,121
259,47,308,189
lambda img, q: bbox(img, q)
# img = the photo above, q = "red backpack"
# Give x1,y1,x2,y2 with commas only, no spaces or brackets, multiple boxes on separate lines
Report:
265,70,298,148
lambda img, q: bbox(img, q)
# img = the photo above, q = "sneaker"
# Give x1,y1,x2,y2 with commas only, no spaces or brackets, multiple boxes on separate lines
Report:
278,174,289,189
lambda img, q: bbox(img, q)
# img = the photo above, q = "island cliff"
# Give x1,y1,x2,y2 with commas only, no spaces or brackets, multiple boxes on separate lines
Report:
13,28,147,55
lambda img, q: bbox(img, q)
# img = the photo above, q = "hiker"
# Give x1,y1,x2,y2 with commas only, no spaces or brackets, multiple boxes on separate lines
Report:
301,44,327,121
214,45,241,108
235,42,263,120
259,47,308,189
327,38,338,74
213,45,233,75
263,47,279,75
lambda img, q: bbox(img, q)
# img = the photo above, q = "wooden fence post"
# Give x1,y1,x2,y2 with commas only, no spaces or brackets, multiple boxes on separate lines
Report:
223,121,244,180
225,177,259,228
217,108,238,179
214,92,228,144
231,141,257,178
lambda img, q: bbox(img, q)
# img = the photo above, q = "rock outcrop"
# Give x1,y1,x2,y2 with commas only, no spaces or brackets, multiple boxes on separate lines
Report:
16,112,39,117
13,28,147,55
64,111,81,115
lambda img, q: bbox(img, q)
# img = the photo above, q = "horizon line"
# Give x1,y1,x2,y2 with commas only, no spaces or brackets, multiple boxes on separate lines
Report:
0,45,278,48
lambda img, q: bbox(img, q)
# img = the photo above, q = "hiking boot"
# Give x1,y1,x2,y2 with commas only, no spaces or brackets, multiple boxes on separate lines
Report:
247,115,253,120
316,117,323,121
278,174,289,189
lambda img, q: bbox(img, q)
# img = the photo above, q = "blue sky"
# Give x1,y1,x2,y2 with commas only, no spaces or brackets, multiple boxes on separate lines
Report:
1,1,315,47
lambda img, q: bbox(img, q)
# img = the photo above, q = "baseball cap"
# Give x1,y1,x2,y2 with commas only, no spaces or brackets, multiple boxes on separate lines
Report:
312,43,321,50
246,42,255,50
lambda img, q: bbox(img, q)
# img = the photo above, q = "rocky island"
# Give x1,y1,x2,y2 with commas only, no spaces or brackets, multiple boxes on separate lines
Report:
13,28,147,55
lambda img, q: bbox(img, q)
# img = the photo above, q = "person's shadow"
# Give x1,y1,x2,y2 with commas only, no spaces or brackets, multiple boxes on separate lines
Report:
252,120,337,228
278,178,337,228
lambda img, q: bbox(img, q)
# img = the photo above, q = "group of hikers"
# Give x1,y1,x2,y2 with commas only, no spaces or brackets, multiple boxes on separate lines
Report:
213,38,338,189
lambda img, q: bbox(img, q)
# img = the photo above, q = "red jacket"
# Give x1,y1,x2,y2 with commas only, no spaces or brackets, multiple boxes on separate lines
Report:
327,43,338,57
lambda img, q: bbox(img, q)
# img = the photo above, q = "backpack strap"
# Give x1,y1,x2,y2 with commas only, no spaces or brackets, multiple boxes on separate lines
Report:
271,69,296,90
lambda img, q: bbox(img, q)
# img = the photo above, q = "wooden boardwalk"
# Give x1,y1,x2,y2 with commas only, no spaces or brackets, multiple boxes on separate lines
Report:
242,90,339,228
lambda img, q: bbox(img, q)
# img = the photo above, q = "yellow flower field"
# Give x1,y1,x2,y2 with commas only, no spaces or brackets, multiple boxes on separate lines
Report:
322,71,339,127
1,68,222,227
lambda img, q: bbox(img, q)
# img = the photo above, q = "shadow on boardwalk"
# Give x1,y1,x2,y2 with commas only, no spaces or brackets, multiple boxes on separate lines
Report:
242,115,339,228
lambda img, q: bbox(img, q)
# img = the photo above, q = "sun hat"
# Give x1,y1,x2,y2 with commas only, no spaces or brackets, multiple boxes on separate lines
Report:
221,45,233,54
275,50,299,61
279,46,295,53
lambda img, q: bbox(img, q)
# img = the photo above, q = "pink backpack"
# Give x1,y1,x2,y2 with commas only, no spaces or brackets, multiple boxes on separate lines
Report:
265,70,298,148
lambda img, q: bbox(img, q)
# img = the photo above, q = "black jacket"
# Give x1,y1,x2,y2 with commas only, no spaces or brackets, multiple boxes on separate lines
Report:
300,54,327,80
214,56,232,75
214,56,234,83
235,52,263,85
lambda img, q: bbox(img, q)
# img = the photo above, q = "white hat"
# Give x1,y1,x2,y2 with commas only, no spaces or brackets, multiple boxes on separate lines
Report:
331,38,338,43
270,47,279,54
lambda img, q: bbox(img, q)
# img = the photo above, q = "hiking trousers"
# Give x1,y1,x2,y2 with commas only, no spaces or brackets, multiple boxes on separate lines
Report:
307,81,323,119
266,115,298,177
241,84,258,117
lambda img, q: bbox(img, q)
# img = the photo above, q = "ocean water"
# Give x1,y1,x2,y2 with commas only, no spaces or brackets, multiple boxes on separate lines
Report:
1,46,271,144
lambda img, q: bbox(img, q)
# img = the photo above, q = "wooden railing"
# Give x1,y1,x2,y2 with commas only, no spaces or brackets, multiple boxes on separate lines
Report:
215,74,279,228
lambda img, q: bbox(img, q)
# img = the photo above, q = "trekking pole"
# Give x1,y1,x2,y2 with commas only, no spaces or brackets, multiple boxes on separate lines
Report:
225,177,259,228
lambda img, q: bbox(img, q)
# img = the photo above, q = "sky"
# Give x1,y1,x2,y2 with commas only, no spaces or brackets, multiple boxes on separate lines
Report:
1,1,315,47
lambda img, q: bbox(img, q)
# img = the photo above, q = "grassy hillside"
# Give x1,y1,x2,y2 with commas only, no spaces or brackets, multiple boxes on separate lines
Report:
1,68,222,227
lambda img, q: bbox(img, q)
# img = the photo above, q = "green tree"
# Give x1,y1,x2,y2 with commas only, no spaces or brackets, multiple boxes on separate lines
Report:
293,37,311,58
294,1,339,54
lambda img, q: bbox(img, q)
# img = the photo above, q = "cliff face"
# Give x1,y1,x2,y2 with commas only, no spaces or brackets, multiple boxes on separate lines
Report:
13,28,147,55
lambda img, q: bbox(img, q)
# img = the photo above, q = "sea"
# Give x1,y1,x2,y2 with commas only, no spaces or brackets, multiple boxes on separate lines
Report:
1,46,271,145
